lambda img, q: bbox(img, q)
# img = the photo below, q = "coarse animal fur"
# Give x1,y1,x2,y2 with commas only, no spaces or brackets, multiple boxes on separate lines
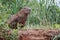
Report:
7,7,31,29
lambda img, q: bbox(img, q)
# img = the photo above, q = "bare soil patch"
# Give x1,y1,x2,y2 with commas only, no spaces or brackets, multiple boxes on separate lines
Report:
18,29,60,40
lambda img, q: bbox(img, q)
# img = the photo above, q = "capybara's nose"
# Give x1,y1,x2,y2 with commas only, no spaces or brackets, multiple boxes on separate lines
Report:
29,8,31,11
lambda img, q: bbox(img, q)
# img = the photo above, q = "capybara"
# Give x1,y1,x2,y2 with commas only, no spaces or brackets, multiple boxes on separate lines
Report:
7,7,31,29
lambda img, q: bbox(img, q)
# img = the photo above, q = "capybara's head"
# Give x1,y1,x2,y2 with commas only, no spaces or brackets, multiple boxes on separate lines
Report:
21,7,31,15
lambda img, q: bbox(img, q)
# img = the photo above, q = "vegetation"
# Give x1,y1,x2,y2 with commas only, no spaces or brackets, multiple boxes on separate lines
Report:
0,0,60,40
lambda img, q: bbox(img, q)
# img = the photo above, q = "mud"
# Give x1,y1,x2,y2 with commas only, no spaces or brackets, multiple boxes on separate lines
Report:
0,29,60,40
18,29,60,40
0,38,4,40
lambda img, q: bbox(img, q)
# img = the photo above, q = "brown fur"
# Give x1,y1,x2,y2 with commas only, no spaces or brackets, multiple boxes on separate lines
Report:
7,7,31,29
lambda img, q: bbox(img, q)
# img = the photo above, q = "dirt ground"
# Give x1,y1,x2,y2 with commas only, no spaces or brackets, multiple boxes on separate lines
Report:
0,38,4,40
0,29,60,40
18,29,60,40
